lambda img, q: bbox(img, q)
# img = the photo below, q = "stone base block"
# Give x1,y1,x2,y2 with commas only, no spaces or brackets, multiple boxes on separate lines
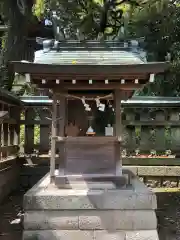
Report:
24,174,157,210
24,210,157,231
23,172,159,240
23,230,158,240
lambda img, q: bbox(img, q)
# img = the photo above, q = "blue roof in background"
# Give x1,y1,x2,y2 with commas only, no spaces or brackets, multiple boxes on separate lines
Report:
21,96,180,107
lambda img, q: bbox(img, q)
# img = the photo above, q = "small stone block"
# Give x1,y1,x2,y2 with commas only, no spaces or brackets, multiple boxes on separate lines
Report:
165,166,180,176
114,210,157,230
95,230,126,240
24,211,79,230
23,230,94,240
24,189,104,210
103,190,156,210
79,210,156,231
79,211,114,230
125,230,159,240
137,166,166,176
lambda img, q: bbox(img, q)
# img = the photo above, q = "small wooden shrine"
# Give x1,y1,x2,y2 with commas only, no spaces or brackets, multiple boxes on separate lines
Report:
11,39,168,186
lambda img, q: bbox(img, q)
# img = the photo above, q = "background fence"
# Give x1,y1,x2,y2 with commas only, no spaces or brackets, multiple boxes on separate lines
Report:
20,96,180,159
2,94,180,163
0,89,21,161
2,94,180,187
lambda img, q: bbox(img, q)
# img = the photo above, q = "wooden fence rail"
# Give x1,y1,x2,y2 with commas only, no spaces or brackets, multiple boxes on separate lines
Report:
0,89,21,161
121,108,180,155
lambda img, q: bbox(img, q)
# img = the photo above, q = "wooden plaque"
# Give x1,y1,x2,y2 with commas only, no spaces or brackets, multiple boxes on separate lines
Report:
61,137,120,174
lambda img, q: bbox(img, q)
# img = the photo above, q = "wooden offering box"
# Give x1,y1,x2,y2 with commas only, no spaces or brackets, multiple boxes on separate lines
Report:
61,137,120,174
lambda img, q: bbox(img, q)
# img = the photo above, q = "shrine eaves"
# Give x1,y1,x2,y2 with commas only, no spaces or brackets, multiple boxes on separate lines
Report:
11,39,169,92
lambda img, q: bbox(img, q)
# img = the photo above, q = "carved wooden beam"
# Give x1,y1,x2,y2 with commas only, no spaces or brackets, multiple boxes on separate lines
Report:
37,82,145,91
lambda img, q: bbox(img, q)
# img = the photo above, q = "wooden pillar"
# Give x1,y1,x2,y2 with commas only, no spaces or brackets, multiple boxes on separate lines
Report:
13,107,20,146
39,108,51,153
25,108,35,154
114,89,122,176
59,95,66,136
58,94,66,174
50,95,57,181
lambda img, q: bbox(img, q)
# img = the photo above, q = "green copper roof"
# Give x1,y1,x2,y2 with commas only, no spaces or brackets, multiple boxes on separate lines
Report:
34,50,146,65
0,88,22,106
34,40,147,65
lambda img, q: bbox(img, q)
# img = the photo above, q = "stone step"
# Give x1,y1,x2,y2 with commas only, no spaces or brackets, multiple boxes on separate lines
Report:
23,230,159,240
24,210,157,231
54,173,129,189
23,173,159,239
24,175,157,211
54,181,117,189
24,188,157,210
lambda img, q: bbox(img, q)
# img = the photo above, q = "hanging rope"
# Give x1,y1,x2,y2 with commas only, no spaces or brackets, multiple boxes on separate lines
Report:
57,93,113,101
21,92,114,121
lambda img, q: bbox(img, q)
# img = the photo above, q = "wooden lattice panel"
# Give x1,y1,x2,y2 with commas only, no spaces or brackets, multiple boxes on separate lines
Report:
63,137,119,174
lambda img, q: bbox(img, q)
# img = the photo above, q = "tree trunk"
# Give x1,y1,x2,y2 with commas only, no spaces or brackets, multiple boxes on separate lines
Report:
0,0,34,90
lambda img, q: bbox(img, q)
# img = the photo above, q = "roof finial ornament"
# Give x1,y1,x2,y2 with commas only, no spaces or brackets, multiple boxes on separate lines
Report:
43,39,53,53
52,11,65,42
130,40,139,52
76,28,85,41
114,26,125,41
97,32,104,41
165,52,171,62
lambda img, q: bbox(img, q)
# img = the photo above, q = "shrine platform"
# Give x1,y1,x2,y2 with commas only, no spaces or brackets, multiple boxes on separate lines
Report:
23,170,158,240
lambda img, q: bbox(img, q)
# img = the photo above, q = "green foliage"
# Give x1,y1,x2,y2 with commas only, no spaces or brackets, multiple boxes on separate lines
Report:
1,0,179,94
1,32,7,50
128,0,180,96
12,74,37,96
43,0,140,40
33,0,45,19
20,112,40,146
20,124,25,145
34,125,40,144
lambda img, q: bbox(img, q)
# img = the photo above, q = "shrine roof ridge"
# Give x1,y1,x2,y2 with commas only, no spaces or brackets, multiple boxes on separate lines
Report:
37,38,144,52
34,38,147,65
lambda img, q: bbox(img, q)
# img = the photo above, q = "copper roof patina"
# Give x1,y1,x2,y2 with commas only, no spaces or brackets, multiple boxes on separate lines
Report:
10,39,169,93
34,40,147,65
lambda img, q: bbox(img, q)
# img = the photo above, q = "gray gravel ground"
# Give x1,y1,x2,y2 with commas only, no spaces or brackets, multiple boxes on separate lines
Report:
0,189,180,240
157,192,180,240
0,189,25,240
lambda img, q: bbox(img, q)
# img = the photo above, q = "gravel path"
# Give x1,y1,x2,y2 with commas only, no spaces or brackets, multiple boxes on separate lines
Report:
0,189,179,240
157,192,180,240
0,189,25,240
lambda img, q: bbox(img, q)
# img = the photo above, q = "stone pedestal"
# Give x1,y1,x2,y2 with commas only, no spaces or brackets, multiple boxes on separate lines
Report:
23,171,159,240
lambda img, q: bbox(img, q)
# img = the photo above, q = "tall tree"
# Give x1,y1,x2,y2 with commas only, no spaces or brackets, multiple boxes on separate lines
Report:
0,0,36,90
0,0,141,90
128,0,180,96
38,0,142,40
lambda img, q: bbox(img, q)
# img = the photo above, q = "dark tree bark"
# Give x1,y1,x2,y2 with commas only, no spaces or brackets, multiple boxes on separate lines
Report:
0,0,34,90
